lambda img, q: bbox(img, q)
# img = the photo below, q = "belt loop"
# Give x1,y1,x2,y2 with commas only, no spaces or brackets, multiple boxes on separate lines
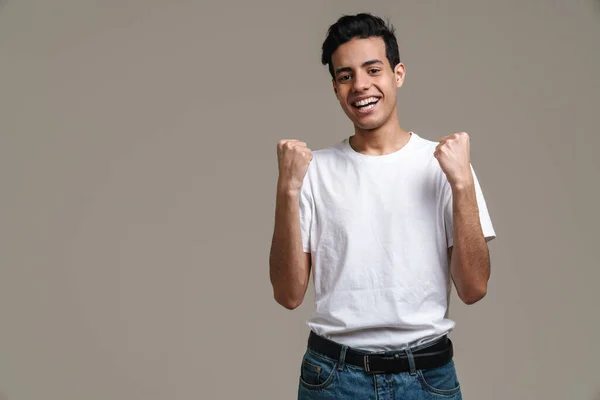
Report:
405,347,417,376
337,345,348,371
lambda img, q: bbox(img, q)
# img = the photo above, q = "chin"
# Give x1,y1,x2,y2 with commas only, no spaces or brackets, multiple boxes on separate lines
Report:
344,107,389,131
353,118,385,131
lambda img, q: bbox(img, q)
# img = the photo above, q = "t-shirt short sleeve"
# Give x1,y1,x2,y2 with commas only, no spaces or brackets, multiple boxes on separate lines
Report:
298,174,313,253
443,164,496,248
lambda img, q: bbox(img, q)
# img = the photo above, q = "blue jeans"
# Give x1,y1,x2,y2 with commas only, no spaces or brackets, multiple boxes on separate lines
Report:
297,334,462,399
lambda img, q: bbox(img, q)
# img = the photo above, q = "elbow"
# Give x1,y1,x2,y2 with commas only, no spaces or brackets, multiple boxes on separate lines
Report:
460,283,487,305
280,299,302,310
273,289,304,310
276,296,303,310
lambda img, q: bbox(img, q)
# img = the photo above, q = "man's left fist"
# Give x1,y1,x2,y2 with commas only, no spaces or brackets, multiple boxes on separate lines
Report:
434,132,474,188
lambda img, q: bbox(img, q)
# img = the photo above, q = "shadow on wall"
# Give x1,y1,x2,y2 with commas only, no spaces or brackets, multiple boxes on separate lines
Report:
595,0,600,13
0,0,7,12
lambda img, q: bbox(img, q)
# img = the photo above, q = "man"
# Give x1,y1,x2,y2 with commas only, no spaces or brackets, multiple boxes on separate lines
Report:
269,13,496,399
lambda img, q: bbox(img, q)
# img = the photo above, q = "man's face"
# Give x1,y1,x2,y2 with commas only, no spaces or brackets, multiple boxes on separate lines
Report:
330,37,405,131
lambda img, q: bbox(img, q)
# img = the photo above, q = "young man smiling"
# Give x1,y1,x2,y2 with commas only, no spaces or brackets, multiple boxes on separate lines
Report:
270,13,496,399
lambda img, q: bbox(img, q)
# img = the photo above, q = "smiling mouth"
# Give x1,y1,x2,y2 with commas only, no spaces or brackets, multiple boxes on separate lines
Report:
352,96,380,111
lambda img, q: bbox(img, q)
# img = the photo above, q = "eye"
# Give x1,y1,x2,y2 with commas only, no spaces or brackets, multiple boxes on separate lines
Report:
369,68,381,74
338,74,351,82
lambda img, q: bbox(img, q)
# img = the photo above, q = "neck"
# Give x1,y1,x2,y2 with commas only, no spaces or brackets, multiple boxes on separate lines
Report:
349,113,411,156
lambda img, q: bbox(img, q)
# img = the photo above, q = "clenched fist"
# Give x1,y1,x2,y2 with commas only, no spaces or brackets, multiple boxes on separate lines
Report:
276,139,313,193
434,132,473,189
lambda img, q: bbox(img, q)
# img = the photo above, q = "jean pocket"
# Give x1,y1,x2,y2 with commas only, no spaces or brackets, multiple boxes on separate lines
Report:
298,349,338,390
416,360,461,396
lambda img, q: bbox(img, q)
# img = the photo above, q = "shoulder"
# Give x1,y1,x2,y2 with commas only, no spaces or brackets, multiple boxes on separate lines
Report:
305,139,347,171
310,140,346,160
409,132,450,187
408,132,443,168
301,140,345,188
410,132,441,154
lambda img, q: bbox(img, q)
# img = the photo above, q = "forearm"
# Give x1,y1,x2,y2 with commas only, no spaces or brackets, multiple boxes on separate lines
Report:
450,179,490,304
269,186,310,308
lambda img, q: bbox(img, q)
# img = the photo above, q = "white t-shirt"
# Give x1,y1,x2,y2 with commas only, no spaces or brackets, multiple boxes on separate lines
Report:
298,132,496,352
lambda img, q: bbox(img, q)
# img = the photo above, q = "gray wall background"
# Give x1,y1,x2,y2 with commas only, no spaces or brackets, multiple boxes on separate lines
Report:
1,1,599,399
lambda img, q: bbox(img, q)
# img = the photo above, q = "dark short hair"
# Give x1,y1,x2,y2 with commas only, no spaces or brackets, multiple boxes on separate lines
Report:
321,13,401,79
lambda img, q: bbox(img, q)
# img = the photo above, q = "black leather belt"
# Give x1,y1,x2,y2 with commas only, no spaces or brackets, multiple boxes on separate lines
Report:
307,330,453,374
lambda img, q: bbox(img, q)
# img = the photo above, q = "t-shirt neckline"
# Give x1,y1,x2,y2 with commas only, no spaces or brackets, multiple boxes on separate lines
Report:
342,131,418,162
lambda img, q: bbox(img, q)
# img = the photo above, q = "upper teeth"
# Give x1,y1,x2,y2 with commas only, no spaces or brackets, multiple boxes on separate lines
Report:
354,97,379,106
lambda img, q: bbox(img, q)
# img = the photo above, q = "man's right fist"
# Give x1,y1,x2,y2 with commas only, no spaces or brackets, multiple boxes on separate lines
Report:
276,139,313,192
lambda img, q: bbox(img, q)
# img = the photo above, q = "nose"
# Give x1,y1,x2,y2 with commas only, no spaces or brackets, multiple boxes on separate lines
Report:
352,70,371,92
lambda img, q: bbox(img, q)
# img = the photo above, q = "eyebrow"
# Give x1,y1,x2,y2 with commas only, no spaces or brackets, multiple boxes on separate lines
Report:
334,59,384,76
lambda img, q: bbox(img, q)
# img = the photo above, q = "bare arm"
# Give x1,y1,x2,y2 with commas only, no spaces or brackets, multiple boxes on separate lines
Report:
269,139,313,310
434,132,490,305
448,180,491,305
269,187,312,310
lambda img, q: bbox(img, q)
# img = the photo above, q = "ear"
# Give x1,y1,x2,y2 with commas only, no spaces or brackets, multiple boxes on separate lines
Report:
394,63,406,88
331,78,338,96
